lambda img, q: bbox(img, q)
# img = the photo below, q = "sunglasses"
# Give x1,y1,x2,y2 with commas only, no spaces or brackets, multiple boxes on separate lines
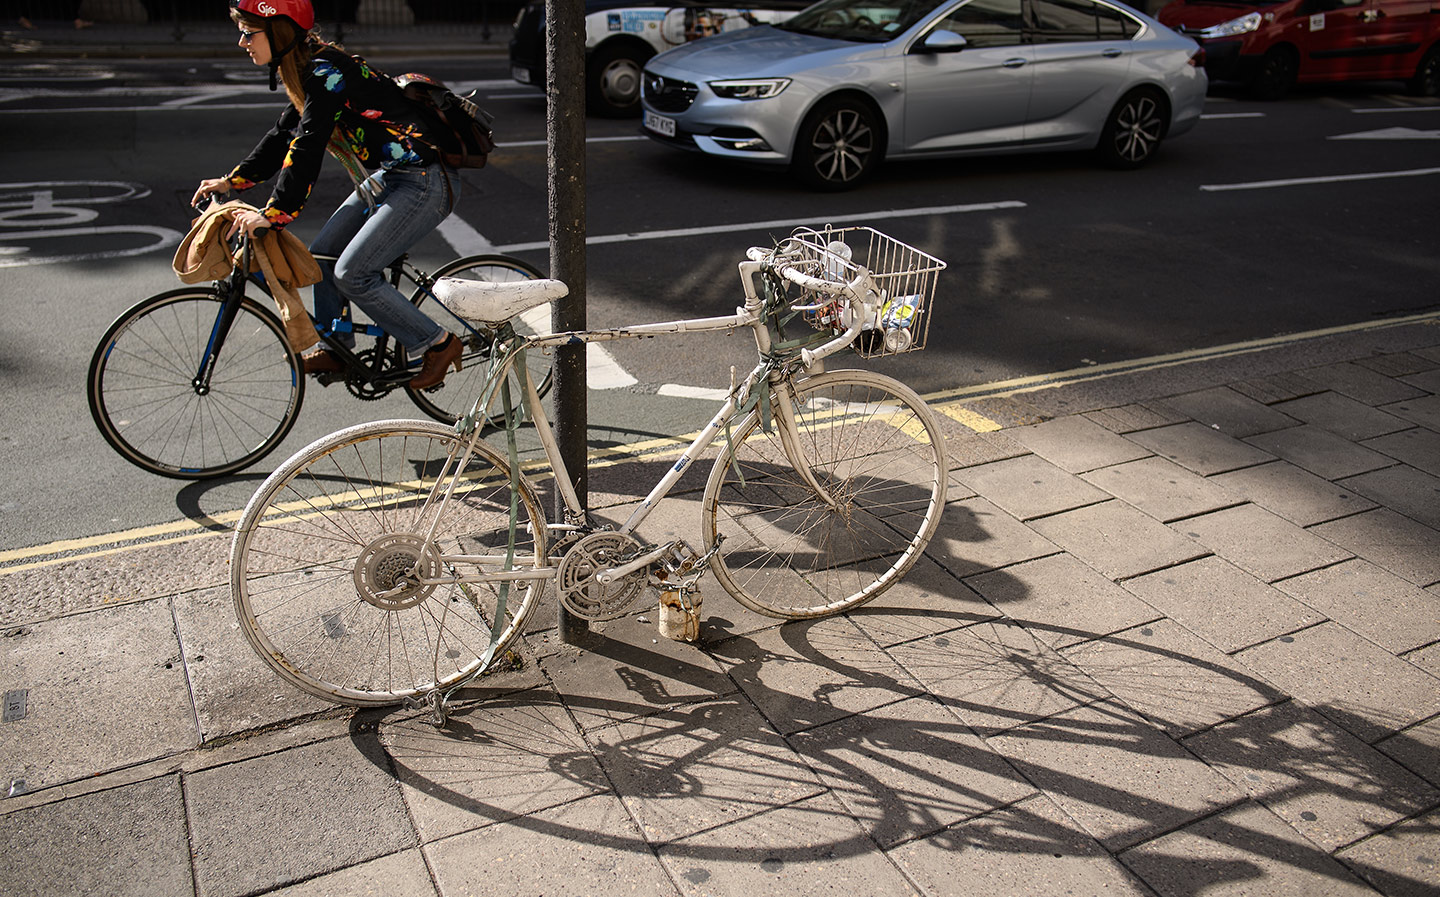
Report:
239,29,264,44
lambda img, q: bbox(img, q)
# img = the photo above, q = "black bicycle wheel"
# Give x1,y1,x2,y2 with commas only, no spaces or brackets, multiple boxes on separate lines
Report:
87,288,304,479
406,254,555,426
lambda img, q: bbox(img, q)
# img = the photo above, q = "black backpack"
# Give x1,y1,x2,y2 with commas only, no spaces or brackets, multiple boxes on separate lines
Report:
395,73,496,169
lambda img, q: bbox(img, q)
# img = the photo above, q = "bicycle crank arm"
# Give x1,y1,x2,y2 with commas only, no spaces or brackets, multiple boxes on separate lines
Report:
595,542,675,585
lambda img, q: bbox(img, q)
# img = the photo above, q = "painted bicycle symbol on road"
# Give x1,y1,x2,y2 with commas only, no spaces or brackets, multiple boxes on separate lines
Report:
0,180,183,268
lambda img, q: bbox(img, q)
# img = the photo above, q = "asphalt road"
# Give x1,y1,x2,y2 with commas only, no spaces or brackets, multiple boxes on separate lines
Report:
1,55,1438,551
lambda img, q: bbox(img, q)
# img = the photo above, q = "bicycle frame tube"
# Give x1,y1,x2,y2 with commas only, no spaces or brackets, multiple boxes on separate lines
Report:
192,241,255,395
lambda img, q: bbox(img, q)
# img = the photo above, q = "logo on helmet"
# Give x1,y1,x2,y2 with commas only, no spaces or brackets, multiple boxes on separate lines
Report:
258,1,278,14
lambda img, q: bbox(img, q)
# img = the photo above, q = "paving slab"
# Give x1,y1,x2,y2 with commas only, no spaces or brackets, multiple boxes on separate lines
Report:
1121,557,1325,654
540,614,736,730
1184,702,1439,852
1273,392,1413,441
1118,801,1377,897
1382,394,1440,431
1363,427,1440,477
1354,351,1440,378
886,619,1110,737
1006,416,1152,473
588,697,825,844
1128,421,1276,476
656,791,920,895
788,696,1035,848
1245,424,1397,481
953,454,1110,521
1236,623,1440,743
1339,465,1440,530
1275,560,1440,653
0,599,197,792
1163,386,1301,437
172,584,335,742
1298,362,1427,405
1400,366,1440,392
1211,460,1377,527
1081,455,1242,523
966,553,1164,648
1374,714,1440,789
380,691,607,843
1336,807,1440,897
1029,501,1210,581
1310,508,1440,588
260,850,437,897
1173,504,1353,583
845,556,996,649
1061,620,1282,737
941,428,1031,469
921,496,1059,578
711,616,923,736
891,794,1151,897
0,775,193,897
985,699,1244,850
425,792,679,897
1232,371,1329,405
1084,401,1190,434
185,735,417,897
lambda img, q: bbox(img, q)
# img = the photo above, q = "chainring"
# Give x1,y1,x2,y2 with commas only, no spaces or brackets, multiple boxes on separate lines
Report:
556,531,646,621
344,349,396,401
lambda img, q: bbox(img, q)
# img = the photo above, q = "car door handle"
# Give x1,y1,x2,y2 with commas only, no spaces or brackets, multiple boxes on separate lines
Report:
1102,48,1123,58
1002,57,1027,68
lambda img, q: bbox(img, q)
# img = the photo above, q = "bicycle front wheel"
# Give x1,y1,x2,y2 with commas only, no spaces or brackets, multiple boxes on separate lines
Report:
231,419,548,706
87,288,304,479
702,369,947,619
407,254,555,426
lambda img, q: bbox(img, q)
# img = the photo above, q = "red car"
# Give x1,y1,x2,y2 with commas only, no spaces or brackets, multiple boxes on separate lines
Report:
1157,0,1440,98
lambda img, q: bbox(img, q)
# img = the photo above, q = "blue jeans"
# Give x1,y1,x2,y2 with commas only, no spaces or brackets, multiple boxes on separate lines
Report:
310,164,454,358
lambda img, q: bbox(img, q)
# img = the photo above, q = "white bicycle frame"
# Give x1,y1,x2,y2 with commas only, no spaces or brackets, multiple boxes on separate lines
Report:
394,254,882,594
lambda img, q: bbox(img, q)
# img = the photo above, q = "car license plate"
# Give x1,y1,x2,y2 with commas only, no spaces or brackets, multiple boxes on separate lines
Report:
644,111,676,138
512,66,531,84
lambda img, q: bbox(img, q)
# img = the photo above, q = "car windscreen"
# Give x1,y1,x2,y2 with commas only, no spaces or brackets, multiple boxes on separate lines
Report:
776,0,939,42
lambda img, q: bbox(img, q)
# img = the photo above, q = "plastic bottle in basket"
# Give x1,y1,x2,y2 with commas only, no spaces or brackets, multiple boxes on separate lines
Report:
823,241,851,283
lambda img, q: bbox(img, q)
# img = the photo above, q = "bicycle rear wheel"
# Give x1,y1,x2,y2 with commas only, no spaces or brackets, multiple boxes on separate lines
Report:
230,419,547,706
407,254,555,426
702,369,947,619
87,288,304,479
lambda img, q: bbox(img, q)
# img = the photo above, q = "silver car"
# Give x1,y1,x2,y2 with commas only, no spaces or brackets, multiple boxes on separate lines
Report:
641,0,1207,189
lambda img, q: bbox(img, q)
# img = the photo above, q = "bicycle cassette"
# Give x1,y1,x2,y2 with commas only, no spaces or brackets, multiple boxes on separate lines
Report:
556,531,646,621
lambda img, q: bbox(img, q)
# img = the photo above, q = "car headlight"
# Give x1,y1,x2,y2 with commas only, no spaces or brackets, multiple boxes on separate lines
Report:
1196,11,1262,39
708,79,791,100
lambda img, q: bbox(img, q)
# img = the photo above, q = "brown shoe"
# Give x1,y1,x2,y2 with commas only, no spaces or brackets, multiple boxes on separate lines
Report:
301,348,345,375
409,334,462,390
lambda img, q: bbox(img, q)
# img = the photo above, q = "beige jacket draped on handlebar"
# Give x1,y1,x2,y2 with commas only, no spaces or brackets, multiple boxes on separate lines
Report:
172,200,323,352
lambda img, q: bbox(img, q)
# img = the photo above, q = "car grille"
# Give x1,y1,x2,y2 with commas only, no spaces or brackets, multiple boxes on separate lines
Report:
644,75,698,113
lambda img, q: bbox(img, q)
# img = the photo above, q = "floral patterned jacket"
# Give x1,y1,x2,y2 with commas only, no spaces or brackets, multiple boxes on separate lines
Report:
226,43,439,229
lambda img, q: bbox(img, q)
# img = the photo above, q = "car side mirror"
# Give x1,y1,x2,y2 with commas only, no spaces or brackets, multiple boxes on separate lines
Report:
917,30,968,53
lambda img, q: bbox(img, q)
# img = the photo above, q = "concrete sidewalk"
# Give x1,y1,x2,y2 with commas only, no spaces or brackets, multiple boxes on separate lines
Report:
2,318,1438,896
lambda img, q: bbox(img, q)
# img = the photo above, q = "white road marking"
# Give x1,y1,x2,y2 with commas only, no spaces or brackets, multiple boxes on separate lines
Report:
1329,127,1440,140
1200,167,1440,192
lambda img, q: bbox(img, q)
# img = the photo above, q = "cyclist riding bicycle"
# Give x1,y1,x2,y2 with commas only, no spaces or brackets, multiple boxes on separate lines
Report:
191,0,463,390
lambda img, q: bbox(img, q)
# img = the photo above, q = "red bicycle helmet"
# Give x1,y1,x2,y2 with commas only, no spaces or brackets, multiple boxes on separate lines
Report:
233,0,314,31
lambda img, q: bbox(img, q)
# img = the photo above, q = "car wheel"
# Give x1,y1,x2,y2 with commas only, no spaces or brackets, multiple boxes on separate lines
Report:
793,97,883,191
1251,45,1298,100
1096,88,1168,169
587,42,654,117
1408,46,1440,97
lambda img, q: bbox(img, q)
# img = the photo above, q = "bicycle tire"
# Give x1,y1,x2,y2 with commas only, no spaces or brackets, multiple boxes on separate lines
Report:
702,369,947,619
87,287,304,479
230,418,547,706
406,254,556,426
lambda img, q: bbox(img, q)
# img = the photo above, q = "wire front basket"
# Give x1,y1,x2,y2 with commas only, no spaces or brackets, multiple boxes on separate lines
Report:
776,226,946,358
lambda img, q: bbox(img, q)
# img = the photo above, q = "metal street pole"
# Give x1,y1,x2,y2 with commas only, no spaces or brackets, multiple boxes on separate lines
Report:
546,0,591,644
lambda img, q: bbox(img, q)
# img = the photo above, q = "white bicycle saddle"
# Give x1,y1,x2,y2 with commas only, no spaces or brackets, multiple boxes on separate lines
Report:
433,276,569,325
